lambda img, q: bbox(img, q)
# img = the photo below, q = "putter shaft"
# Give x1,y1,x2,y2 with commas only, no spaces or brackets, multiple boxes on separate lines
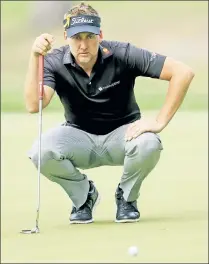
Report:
21,55,44,234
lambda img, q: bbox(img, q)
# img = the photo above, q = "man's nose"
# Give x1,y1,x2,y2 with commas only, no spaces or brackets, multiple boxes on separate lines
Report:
80,40,88,50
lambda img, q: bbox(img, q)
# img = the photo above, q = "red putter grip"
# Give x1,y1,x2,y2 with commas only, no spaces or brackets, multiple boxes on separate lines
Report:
38,55,44,99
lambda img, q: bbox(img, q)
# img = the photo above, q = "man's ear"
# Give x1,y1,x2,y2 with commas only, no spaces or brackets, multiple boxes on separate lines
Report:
99,30,103,43
64,31,67,40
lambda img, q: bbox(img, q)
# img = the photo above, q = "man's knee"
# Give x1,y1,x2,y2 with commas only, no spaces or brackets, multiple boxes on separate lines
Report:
29,142,65,169
125,132,163,159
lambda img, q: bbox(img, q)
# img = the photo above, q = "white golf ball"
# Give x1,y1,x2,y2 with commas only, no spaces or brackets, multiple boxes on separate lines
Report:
128,246,138,256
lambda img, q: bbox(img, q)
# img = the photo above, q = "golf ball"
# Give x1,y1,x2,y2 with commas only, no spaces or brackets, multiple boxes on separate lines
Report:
128,246,138,256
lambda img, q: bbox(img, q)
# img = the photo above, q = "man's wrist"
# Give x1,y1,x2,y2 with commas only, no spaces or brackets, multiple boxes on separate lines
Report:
30,50,40,59
29,52,40,65
156,118,168,131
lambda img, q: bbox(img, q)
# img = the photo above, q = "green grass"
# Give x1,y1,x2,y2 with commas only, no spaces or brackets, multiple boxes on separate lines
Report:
1,112,208,263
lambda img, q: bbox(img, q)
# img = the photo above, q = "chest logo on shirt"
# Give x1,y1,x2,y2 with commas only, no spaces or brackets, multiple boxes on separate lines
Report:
98,81,120,91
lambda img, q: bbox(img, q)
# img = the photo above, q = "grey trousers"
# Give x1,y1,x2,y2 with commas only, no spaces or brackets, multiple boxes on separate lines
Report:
29,123,163,209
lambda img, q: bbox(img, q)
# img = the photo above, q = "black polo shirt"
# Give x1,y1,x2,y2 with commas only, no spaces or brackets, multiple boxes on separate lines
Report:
44,41,166,135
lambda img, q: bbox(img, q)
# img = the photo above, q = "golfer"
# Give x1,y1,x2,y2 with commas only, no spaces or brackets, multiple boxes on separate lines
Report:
25,2,195,224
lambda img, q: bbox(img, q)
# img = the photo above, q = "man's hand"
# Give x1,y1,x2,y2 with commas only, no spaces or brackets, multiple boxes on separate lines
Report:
32,33,54,56
125,118,165,141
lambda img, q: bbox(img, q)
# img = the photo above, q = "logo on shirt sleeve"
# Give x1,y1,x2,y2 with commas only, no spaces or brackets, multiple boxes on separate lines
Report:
150,52,157,62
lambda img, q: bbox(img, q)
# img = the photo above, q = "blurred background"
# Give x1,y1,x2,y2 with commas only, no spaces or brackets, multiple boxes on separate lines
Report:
1,1,208,112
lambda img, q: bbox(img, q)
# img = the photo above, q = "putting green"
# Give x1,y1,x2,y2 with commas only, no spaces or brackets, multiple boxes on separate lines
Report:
1,111,208,263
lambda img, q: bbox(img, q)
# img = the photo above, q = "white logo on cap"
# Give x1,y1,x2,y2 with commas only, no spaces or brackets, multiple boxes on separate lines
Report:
71,17,94,25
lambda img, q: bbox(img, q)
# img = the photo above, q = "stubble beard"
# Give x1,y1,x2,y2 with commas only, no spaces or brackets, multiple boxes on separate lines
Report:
78,53,97,68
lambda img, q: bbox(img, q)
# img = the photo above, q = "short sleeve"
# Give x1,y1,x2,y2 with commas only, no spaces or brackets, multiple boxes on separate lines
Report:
43,57,56,90
127,44,166,78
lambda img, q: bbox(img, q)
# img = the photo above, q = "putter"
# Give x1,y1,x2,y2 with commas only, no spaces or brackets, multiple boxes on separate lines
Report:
21,55,44,234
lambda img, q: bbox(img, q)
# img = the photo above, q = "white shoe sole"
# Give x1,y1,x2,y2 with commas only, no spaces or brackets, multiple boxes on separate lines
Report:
70,194,101,224
115,218,140,223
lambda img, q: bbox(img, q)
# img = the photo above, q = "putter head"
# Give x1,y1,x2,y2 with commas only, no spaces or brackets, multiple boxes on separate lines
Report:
20,227,40,234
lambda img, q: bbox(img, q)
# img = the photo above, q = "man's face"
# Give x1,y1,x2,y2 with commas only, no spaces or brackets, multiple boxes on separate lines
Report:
66,32,102,65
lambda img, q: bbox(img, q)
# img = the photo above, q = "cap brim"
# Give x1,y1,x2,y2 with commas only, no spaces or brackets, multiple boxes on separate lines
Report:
66,26,100,37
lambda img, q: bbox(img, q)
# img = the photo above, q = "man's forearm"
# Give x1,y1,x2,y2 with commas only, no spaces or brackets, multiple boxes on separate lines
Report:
24,53,40,112
156,68,195,128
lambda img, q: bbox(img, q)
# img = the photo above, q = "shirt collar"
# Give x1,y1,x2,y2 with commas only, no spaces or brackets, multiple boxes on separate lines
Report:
63,43,113,65
63,46,74,65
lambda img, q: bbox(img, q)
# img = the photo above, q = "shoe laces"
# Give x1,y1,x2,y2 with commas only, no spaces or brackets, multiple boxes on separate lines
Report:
120,198,136,211
72,203,90,214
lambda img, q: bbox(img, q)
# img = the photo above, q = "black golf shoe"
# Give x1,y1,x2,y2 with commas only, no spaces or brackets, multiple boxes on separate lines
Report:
115,185,140,223
70,181,100,224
